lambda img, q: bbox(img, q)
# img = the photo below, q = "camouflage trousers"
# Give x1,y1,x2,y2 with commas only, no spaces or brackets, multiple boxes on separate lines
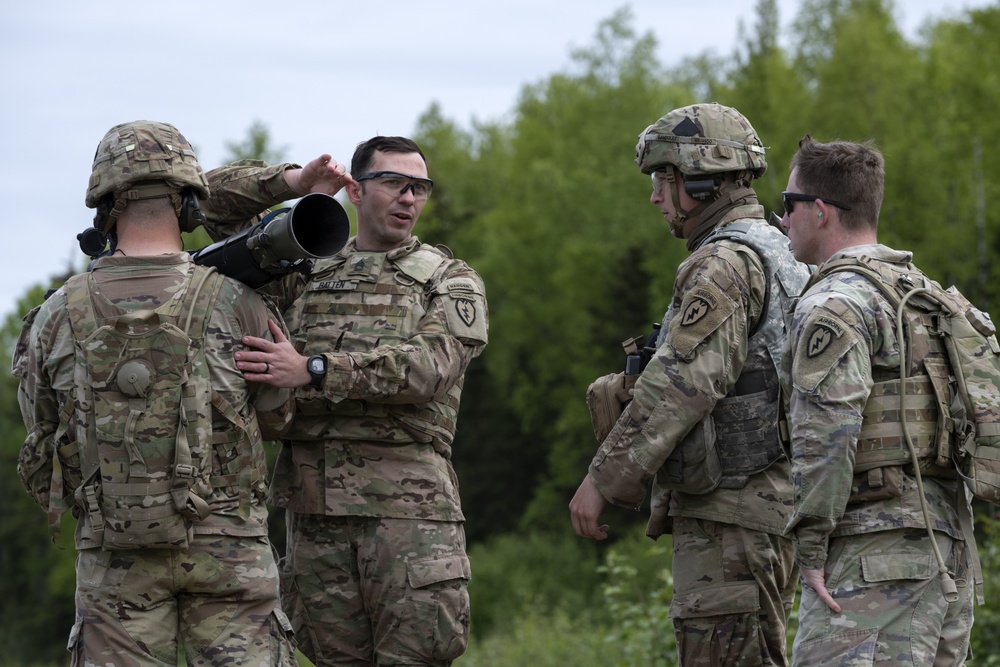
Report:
669,516,798,667
70,534,296,666
792,528,974,666
281,512,471,667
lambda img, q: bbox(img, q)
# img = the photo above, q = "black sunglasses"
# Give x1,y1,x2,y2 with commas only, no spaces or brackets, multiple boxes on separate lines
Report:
782,191,852,216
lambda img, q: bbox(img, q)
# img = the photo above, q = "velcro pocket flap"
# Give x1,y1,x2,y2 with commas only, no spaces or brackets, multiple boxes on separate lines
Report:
407,552,472,589
861,553,934,583
669,581,759,619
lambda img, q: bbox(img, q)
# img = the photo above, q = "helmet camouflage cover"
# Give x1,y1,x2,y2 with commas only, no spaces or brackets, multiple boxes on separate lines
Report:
635,103,767,179
85,120,210,209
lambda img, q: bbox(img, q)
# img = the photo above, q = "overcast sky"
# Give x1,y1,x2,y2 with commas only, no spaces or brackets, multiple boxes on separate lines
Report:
1,0,993,320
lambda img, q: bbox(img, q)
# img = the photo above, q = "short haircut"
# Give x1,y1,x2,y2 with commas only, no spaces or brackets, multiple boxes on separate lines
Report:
351,136,427,177
790,135,884,232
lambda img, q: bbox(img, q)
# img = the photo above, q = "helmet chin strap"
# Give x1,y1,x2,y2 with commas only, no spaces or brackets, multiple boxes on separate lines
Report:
104,183,183,233
663,168,716,236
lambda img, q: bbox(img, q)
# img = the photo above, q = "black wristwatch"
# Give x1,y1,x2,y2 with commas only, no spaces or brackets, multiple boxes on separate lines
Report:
306,354,327,389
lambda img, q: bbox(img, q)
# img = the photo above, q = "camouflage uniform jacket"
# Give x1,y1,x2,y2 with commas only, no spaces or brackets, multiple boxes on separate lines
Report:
13,254,294,548
589,206,804,537
781,244,964,570
202,161,490,521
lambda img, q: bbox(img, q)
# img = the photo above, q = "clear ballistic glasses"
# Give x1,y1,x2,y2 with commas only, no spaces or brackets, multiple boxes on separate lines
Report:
356,171,434,200
650,169,674,191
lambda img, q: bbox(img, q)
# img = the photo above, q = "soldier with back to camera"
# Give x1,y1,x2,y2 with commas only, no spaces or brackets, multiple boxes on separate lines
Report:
13,120,299,666
570,103,811,666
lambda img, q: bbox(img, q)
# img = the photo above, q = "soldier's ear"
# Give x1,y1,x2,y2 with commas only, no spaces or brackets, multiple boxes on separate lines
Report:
346,181,363,206
815,200,831,226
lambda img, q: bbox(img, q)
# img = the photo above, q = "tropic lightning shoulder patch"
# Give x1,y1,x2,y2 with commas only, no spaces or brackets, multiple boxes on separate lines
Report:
792,305,861,393
681,294,713,327
667,279,737,360
805,316,844,358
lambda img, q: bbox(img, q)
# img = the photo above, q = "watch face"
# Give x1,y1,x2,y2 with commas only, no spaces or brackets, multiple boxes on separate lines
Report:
309,358,323,373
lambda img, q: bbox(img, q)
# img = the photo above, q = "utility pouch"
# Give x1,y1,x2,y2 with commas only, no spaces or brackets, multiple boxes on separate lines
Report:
661,416,722,494
586,372,637,443
848,465,906,504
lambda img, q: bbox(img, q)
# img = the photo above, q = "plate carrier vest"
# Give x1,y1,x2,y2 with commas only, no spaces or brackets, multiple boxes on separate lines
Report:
61,265,261,550
662,221,811,492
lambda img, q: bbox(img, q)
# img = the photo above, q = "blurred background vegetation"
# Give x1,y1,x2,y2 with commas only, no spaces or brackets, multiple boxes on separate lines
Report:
4,1,1000,664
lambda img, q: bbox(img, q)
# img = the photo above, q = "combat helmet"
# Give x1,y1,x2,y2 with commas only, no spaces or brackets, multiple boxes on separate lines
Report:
635,103,767,179
85,120,209,235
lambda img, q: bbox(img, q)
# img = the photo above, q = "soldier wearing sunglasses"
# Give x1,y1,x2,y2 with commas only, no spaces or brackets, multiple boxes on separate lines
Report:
780,136,979,665
202,136,489,666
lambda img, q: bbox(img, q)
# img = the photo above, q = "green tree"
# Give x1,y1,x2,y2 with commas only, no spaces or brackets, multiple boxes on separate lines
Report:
8,4,1000,662
910,6,1000,310
417,9,698,535
710,0,813,211
223,118,289,164
0,288,77,666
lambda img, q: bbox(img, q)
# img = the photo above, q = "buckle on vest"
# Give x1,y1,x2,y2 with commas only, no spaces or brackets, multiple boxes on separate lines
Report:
174,464,195,480
83,486,104,538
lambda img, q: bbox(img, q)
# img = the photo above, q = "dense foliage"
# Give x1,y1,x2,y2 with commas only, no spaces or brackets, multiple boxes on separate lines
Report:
4,1,1000,663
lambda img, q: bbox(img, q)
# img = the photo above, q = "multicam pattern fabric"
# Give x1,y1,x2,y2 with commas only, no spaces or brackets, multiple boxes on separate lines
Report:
14,252,296,664
814,253,1000,504
589,210,806,539
635,103,767,178
791,529,973,666
670,516,797,666
268,238,488,521
61,265,226,551
685,220,812,490
588,209,807,667
71,535,296,666
86,120,209,209
783,244,976,665
203,157,489,521
806,254,957,481
15,253,294,547
203,159,487,667
781,244,966,571
281,512,470,666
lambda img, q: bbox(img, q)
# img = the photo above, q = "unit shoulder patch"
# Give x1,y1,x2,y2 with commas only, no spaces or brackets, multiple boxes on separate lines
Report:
668,280,737,360
792,305,861,393
436,277,488,345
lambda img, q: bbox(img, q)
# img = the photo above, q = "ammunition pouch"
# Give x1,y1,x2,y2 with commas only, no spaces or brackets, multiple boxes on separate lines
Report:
586,372,637,443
